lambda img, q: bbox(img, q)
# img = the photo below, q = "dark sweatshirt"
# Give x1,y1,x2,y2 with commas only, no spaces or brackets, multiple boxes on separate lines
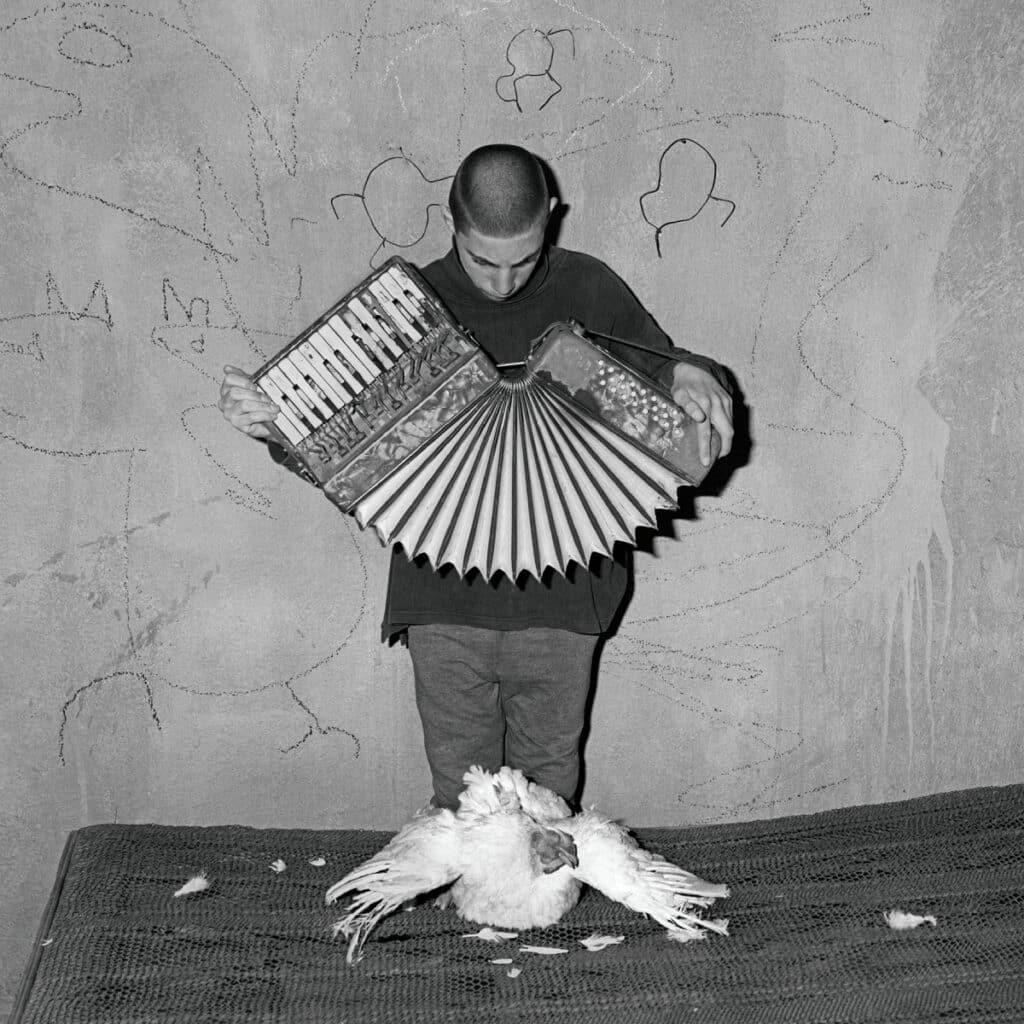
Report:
377,245,728,641
268,245,728,639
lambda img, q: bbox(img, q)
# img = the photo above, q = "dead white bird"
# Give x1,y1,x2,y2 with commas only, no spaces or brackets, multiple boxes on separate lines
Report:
326,766,729,963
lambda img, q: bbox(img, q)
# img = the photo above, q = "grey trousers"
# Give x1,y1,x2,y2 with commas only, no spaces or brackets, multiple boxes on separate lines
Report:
407,623,600,811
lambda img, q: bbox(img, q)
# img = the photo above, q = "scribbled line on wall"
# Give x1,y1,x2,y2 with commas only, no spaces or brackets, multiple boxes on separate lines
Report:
770,0,875,47
0,273,135,456
0,272,112,336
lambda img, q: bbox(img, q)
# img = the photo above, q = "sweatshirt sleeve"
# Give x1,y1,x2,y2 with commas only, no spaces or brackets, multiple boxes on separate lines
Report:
266,439,320,487
587,256,732,395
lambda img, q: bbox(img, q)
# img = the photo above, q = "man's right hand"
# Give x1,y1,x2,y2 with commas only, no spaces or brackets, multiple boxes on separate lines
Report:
218,365,280,440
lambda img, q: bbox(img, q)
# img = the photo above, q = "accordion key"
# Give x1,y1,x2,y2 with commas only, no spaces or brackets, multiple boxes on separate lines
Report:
251,257,500,511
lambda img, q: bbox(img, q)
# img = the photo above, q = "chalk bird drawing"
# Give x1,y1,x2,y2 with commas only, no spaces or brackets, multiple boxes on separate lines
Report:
326,765,729,963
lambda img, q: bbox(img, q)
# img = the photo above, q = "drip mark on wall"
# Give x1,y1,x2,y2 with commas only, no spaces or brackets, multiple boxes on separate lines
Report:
123,450,136,653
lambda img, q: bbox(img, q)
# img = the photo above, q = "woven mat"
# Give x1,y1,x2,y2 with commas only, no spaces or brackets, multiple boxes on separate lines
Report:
12,785,1024,1023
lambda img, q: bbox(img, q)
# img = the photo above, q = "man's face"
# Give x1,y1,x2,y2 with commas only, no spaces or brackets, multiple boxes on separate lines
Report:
452,218,548,302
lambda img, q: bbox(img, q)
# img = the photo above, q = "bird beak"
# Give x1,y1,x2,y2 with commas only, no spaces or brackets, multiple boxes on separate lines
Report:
549,830,578,871
534,826,579,873
556,844,579,870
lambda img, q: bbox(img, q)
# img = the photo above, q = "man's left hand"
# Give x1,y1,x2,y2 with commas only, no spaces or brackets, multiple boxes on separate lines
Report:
671,362,734,467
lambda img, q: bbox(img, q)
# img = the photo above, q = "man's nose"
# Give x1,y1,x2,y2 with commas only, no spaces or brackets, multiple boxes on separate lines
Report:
493,269,515,295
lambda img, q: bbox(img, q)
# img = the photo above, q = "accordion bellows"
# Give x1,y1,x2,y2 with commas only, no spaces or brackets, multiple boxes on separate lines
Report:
350,370,686,581
252,258,715,582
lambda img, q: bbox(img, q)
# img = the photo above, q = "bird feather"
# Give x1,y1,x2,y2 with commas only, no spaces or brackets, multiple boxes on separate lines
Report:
325,806,462,963
562,810,729,938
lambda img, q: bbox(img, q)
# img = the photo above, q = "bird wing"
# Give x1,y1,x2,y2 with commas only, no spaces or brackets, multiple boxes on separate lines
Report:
325,807,463,963
562,811,729,940
494,766,572,823
458,765,510,816
457,766,572,823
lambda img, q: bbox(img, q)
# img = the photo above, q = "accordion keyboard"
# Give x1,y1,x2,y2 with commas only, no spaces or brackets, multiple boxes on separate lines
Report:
254,263,442,445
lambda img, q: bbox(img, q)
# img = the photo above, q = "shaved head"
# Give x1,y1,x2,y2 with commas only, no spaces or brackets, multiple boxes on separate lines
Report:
449,144,550,237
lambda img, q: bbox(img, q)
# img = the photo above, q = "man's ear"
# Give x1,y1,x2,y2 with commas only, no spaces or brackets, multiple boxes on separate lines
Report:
441,205,454,230
543,195,561,241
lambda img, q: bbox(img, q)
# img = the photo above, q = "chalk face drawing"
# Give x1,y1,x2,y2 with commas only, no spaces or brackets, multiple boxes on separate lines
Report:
331,154,453,267
640,138,736,257
495,27,576,112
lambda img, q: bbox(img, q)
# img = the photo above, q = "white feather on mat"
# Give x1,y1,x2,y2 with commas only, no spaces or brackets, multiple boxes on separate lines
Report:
172,873,210,897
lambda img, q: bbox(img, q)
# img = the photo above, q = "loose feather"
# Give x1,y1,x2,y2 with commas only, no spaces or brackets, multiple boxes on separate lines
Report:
580,933,625,951
884,909,937,930
172,873,210,898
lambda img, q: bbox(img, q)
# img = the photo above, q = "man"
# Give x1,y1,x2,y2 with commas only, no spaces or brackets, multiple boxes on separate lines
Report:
219,144,733,811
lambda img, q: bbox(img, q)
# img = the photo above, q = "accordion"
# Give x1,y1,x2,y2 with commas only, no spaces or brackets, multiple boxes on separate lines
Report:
252,257,718,580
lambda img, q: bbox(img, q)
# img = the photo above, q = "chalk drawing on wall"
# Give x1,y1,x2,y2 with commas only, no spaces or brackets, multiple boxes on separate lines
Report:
495,27,576,113
0,5,386,768
330,154,453,267
0,411,364,768
177,404,275,520
807,76,943,157
47,273,114,330
557,96,958,811
57,20,133,67
160,278,212,351
0,270,142,455
41,472,367,768
149,278,247,383
635,218,952,808
639,138,736,257
601,631,825,823
0,0,966,814
0,271,112,361
130,480,368,760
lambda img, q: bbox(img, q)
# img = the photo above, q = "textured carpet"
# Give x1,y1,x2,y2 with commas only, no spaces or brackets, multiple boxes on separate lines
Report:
12,785,1024,1023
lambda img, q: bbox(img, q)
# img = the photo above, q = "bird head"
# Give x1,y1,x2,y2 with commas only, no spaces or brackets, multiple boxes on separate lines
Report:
530,826,579,873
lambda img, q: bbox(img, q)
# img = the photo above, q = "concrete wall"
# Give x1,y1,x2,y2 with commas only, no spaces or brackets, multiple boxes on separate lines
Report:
2,0,1021,1009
